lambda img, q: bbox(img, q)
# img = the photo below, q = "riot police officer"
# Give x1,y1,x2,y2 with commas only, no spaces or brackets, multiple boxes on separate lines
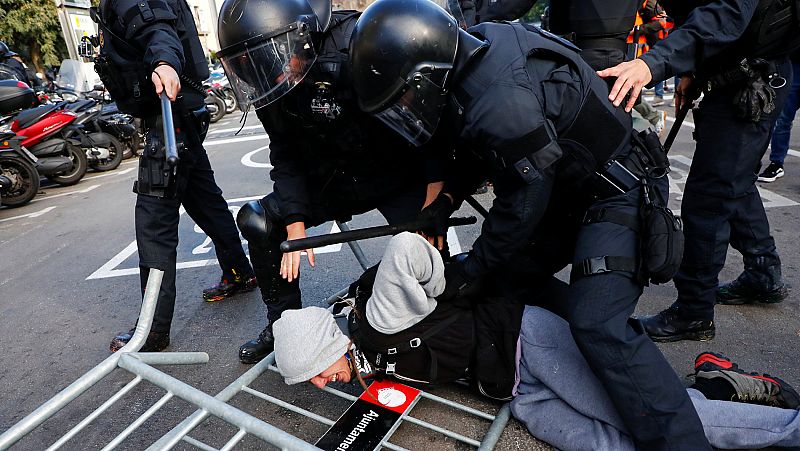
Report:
347,0,711,449
599,0,792,342
217,0,439,364
92,0,256,352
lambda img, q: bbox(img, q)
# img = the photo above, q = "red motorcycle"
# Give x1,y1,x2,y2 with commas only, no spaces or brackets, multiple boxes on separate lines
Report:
0,80,87,186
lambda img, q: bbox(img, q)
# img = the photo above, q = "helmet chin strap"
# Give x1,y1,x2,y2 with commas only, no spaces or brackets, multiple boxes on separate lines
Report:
451,28,488,85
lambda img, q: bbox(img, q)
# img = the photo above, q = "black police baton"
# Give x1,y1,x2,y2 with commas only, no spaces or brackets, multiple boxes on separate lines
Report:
280,216,477,253
663,101,694,154
160,92,179,168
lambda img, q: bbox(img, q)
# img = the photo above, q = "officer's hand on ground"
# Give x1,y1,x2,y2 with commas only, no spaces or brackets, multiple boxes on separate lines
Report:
675,75,701,116
152,63,181,101
281,222,315,282
417,192,453,251
597,59,653,112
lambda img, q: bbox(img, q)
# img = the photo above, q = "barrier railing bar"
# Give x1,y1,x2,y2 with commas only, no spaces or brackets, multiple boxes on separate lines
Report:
101,392,174,451
219,429,247,451
0,269,165,450
337,221,371,271
381,442,412,451
477,403,511,451
402,416,481,447
241,386,335,426
181,435,218,451
117,354,321,450
45,376,143,451
419,392,496,421
132,352,209,365
149,353,277,451
378,395,422,450
265,363,359,402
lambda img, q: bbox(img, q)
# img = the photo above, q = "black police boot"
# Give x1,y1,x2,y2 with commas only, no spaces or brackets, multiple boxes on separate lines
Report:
716,279,789,305
109,328,170,353
239,324,274,364
637,306,715,343
202,272,258,302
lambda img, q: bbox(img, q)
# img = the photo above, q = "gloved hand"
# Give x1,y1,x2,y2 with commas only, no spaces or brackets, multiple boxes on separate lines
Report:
417,193,453,250
736,78,776,122
347,263,380,301
437,253,485,302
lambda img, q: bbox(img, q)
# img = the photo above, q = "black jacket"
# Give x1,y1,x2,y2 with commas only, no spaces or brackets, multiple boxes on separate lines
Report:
100,0,209,109
255,12,431,225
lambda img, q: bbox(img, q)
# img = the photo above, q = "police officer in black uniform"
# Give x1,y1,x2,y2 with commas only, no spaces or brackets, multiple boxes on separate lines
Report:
599,0,792,342
216,0,439,364
348,1,711,449
92,0,256,352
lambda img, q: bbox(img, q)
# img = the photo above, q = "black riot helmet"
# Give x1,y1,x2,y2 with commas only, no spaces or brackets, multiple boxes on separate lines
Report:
217,0,332,109
350,0,458,146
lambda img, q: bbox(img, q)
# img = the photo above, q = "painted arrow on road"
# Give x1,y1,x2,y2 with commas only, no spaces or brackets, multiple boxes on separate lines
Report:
0,206,57,223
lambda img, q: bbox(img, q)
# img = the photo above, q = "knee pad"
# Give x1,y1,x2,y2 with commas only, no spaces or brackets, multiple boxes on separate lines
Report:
237,200,274,244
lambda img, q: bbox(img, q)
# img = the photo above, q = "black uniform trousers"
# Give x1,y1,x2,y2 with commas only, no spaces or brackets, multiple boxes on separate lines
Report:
135,111,252,333
250,177,427,325
563,178,710,450
673,58,791,321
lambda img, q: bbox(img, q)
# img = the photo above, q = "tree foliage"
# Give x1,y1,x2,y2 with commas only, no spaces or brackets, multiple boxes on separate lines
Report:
0,0,68,71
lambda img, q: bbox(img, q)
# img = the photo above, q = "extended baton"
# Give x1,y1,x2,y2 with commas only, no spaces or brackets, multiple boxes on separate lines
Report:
160,92,179,168
663,101,694,154
280,216,477,253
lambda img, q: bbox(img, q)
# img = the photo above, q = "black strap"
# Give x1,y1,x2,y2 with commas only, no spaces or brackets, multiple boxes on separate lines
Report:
122,0,171,25
571,256,637,279
574,36,628,54
582,208,640,232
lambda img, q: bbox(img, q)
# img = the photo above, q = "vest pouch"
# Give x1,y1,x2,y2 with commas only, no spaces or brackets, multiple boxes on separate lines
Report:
640,202,683,284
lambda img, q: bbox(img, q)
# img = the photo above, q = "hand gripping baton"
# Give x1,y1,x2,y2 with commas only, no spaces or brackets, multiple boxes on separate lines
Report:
160,92,179,168
280,216,477,253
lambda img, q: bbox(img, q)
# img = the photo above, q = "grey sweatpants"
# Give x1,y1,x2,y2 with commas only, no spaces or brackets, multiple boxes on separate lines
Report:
512,305,800,451
376,233,800,450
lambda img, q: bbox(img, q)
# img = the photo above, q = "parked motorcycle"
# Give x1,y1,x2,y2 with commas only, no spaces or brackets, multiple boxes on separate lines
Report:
0,80,87,186
204,83,226,124
0,131,40,208
63,98,125,171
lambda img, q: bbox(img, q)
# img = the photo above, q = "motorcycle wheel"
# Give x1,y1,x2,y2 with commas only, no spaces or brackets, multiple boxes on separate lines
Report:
0,155,40,207
209,96,226,123
88,134,124,172
47,142,88,186
223,88,238,114
122,131,141,159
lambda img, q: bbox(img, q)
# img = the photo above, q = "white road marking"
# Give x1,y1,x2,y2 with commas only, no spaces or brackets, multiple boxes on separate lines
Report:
205,133,269,147
241,145,273,168
0,206,57,223
83,167,136,180
207,124,263,135
31,184,101,203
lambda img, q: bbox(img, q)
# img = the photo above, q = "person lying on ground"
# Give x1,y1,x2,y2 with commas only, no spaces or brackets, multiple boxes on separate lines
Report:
273,232,800,450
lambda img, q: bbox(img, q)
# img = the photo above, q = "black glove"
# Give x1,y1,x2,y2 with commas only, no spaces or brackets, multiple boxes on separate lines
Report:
736,78,776,122
437,253,485,302
417,193,453,238
347,263,380,301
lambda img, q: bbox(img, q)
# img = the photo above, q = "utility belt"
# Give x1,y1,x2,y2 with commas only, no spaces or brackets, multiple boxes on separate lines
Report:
560,33,629,54
701,57,788,122
133,106,209,199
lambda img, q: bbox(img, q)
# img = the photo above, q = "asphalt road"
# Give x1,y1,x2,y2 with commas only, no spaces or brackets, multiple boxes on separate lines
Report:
2,90,800,450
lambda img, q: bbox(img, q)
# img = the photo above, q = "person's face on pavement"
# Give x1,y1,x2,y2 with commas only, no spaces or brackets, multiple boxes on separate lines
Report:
309,355,352,389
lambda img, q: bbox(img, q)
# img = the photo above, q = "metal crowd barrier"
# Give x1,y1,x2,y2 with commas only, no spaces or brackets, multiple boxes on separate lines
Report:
0,220,510,451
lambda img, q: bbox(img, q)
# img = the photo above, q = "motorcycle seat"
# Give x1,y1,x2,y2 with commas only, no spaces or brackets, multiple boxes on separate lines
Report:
14,104,60,130
68,99,96,112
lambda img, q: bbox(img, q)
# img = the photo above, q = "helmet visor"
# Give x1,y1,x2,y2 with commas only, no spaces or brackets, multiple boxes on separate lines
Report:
220,29,316,109
374,71,448,147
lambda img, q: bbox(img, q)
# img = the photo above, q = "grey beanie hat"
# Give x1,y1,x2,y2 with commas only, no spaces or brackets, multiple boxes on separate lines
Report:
273,307,351,385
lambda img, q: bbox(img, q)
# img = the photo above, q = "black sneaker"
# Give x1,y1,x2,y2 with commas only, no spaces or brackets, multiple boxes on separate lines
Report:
758,162,785,182
203,273,257,302
716,279,789,305
110,328,170,353
694,352,800,409
637,306,715,342
239,324,274,364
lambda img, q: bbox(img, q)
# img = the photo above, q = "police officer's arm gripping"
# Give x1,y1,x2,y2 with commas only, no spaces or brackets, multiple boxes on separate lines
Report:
598,0,760,111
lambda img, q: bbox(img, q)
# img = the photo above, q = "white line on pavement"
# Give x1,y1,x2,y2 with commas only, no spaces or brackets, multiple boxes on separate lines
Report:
30,184,101,203
207,124,263,135
205,134,269,147
83,167,136,180
241,145,273,168
0,206,57,223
